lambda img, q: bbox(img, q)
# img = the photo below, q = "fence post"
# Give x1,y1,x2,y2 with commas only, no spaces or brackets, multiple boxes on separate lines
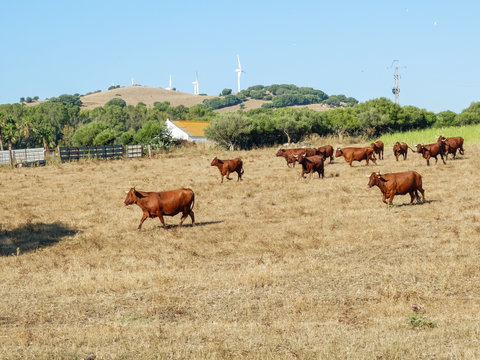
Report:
148,145,152,158
9,147,14,168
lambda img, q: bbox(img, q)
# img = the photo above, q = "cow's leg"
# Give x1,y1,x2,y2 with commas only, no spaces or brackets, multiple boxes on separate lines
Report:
440,154,446,164
189,210,195,226
395,154,399,161
409,191,415,204
221,174,224,183
452,149,457,159
388,193,395,205
237,170,242,181
382,193,388,204
404,152,407,160
226,170,232,180
138,212,149,230
158,214,167,229
330,155,333,163
418,187,425,203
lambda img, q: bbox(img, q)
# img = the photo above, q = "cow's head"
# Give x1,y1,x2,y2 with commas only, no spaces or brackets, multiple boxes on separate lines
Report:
124,188,137,206
211,157,220,166
416,144,424,153
437,135,447,142
370,143,377,150
335,148,343,157
276,149,286,157
367,172,386,188
296,153,307,164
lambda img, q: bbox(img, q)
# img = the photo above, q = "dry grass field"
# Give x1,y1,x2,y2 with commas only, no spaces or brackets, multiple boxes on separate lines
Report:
80,86,215,110
1,140,480,359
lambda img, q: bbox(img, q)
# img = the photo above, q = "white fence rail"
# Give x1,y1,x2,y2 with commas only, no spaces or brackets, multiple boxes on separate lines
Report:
126,145,143,158
0,148,45,166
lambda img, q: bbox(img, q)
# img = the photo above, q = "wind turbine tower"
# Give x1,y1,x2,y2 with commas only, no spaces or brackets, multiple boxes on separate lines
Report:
165,75,172,90
235,55,245,93
192,72,199,95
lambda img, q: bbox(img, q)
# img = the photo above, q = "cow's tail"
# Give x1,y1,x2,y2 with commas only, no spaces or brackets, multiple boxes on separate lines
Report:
408,145,417,152
190,192,195,212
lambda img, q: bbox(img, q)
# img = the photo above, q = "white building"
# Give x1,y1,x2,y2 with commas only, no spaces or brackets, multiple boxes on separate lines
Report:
166,119,209,143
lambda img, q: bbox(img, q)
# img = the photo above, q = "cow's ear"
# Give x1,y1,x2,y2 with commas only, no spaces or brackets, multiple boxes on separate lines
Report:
379,177,388,182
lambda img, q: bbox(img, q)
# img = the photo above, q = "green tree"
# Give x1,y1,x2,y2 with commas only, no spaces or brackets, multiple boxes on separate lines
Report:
105,98,126,108
434,110,457,127
456,102,480,125
221,88,232,96
204,112,253,150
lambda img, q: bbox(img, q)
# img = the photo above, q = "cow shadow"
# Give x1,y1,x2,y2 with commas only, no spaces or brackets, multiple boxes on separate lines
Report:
0,222,78,256
394,199,438,208
160,220,224,229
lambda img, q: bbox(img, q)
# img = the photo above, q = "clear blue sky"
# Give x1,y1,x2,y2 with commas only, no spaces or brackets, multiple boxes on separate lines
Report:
1,0,479,113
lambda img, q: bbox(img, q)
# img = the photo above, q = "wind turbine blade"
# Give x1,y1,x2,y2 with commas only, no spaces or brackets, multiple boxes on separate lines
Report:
237,55,241,69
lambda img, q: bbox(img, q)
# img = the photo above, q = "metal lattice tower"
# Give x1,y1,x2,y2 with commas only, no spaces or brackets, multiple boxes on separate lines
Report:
392,66,400,104
390,60,405,105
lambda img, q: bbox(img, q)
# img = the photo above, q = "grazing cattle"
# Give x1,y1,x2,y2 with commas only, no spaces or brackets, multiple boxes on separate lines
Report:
392,142,410,161
316,145,334,163
367,171,425,205
415,143,446,166
370,140,384,160
211,157,244,183
437,135,465,159
296,153,325,178
124,188,195,229
276,148,317,167
335,147,377,166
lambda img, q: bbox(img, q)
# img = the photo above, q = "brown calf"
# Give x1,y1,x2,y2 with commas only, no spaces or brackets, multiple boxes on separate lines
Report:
211,157,244,183
415,143,446,166
370,140,384,160
296,154,325,178
124,188,195,229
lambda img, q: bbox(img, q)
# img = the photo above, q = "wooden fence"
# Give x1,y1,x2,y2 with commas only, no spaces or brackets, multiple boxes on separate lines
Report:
59,145,124,162
126,145,143,158
0,148,45,166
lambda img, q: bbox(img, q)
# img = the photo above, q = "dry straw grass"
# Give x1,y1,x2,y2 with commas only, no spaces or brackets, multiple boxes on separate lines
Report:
1,140,480,359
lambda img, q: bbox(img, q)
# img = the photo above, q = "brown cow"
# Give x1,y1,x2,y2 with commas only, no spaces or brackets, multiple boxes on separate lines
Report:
437,135,465,159
316,145,334,163
367,171,425,205
124,188,195,229
211,157,244,183
392,142,412,161
335,147,377,166
296,153,325,178
276,148,317,167
415,143,446,166
370,140,384,160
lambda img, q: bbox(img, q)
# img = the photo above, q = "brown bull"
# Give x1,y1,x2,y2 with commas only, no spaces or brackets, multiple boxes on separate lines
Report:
335,147,377,166
124,188,195,229
211,157,244,183
296,154,325,178
392,142,414,161
316,145,334,163
370,140,384,160
416,143,446,166
367,171,425,205
276,148,317,167
437,135,465,159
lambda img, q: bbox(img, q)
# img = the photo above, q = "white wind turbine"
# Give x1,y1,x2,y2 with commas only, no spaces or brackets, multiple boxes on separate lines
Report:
192,72,199,95
165,75,172,90
235,55,245,93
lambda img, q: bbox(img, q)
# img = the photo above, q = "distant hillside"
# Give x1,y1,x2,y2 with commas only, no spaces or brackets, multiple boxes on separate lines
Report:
80,86,214,110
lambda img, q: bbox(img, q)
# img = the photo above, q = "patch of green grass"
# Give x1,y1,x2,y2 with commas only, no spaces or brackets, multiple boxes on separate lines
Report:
377,124,480,145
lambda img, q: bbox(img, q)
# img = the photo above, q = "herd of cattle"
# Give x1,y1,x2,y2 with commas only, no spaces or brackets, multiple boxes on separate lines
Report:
124,135,465,229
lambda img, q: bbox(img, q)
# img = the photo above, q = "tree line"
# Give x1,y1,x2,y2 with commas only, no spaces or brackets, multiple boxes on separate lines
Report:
203,84,358,110
1,92,479,152
205,98,480,149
